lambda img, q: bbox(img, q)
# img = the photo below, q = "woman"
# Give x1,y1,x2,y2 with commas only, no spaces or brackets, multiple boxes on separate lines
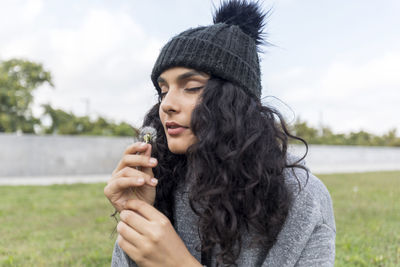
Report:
104,1,336,266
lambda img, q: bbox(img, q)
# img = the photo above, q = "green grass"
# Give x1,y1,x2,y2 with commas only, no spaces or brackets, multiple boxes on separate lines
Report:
318,171,400,267
0,171,399,266
0,183,116,266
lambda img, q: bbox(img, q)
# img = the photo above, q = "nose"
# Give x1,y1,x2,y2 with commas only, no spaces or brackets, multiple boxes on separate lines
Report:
160,88,180,114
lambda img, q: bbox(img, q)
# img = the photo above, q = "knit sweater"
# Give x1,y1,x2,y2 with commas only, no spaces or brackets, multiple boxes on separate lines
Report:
111,166,336,266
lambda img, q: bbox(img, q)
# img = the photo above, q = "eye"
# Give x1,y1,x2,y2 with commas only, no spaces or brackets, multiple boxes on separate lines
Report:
185,86,204,92
158,91,167,101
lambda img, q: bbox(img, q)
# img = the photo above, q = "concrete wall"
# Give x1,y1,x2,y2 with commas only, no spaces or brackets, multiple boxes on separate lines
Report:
1,133,400,177
289,144,400,174
0,133,133,176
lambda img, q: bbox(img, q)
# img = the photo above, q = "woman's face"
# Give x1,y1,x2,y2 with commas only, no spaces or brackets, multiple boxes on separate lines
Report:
158,67,210,154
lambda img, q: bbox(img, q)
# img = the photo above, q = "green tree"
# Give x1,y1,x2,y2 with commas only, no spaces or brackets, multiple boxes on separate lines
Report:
113,122,138,136
41,103,138,137
381,128,400,146
0,59,53,133
291,118,319,144
347,130,374,146
41,104,78,134
290,118,400,147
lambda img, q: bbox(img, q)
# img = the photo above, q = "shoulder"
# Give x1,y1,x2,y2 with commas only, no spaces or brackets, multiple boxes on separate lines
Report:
263,167,336,266
283,163,336,232
261,164,336,265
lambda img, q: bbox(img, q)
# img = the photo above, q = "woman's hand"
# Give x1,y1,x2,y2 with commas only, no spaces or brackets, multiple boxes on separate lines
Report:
117,199,202,267
104,142,158,212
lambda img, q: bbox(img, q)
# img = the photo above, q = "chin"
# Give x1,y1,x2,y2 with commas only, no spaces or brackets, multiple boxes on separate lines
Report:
166,133,198,154
168,145,188,154
167,139,191,154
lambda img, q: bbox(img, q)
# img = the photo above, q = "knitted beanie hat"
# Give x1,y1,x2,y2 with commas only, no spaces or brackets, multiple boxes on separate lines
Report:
151,0,266,99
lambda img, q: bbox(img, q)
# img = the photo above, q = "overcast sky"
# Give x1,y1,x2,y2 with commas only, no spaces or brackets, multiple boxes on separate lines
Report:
1,0,399,134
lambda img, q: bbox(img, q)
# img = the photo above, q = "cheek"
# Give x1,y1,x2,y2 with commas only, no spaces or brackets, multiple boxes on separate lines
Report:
188,104,199,125
158,109,167,135
186,99,199,117
158,107,164,124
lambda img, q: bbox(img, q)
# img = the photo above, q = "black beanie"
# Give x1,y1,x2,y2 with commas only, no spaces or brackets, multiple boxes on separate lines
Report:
151,0,266,99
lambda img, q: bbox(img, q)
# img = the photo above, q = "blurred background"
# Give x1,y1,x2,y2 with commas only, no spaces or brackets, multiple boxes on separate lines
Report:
0,1,399,266
1,0,399,134
1,0,399,178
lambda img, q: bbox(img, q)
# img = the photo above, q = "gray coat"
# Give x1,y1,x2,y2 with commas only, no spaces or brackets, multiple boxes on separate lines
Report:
111,166,336,266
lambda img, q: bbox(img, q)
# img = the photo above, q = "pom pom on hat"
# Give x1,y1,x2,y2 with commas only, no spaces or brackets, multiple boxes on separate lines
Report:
213,0,266,45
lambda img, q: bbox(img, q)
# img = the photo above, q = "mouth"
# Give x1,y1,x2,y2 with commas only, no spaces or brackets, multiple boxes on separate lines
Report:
166,122,189,135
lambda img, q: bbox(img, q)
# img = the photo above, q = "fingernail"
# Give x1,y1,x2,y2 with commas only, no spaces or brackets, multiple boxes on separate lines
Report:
140,142,146,147
138,178,144,183
120,211,126,219
149,158,157,164
151,178,158,185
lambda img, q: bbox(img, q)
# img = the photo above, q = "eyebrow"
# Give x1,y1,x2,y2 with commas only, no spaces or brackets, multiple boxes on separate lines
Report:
157,70,208,84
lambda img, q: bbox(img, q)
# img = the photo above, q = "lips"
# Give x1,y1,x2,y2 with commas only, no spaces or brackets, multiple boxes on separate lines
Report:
166,121,188,135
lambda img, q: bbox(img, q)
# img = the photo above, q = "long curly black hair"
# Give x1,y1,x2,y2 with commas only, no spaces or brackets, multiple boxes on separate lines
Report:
142,76,308,266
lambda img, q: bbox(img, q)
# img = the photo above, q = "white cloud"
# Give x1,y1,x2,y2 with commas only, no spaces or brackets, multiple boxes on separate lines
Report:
49,9,147,75
319,52,400,99
0,3,163,128
0,0,43,40
23,0,43,21
266,51,400,134
45,8,163,126
0,0,42,23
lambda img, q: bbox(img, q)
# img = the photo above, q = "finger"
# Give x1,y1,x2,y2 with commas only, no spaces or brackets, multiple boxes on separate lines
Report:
140,144,155,178
124,142,149,155
117,234,141,261
125,199,165,222
112,143,152,175
111,167,157,186
110,166,147,182
117,221,143,248
104,177,145,196
114,154,158,174
120,210,151,236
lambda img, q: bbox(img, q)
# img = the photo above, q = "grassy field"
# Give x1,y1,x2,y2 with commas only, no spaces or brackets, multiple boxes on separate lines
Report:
0,183,115,266
319,171,400,266
0,171,399,266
